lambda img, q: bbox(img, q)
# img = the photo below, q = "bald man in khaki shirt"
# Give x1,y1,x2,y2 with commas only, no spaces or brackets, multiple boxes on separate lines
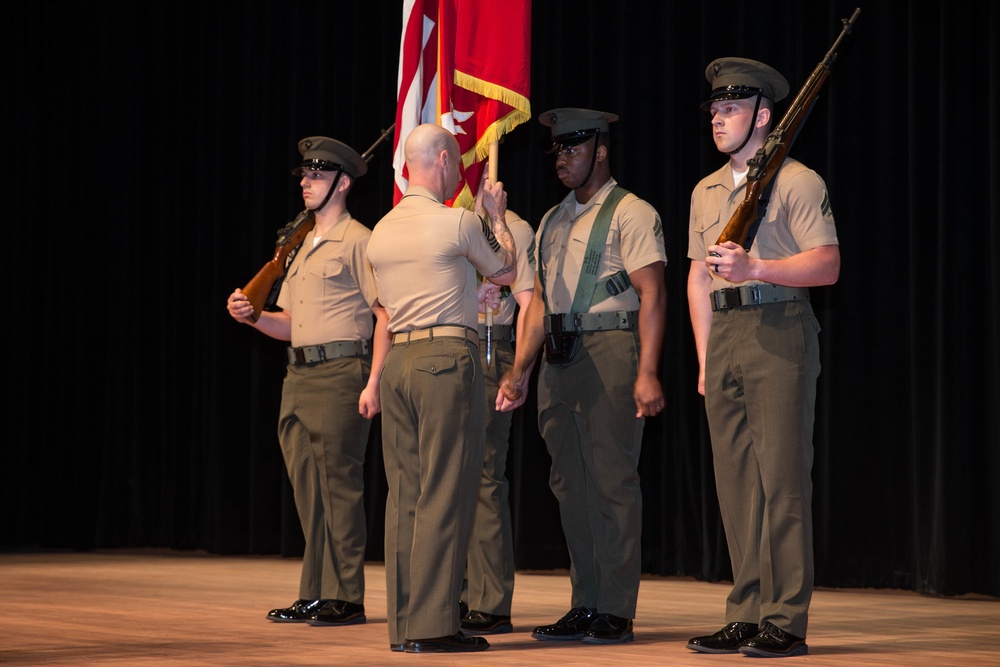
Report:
367,123,517,654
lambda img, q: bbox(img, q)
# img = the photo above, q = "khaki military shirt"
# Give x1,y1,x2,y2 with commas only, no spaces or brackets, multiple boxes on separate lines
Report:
367,185,509,332
276,210,377,348
537,178,665,314
687,158,838,290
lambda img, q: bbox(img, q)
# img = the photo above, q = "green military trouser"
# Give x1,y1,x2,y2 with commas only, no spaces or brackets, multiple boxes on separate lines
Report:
464,339,516,615
278,355,372,602
705,300,820,638
380,336,485,643
538,328,644,619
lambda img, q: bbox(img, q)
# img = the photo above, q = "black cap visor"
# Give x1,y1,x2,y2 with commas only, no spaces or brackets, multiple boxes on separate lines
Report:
700,85,763,111
292,159,344,176
545,128,599,154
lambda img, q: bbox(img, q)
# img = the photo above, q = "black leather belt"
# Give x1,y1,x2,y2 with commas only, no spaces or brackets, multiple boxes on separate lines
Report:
478,323,512,341
287,339,369,366
391,325,478,347
543,310,638,334
710,284,809,312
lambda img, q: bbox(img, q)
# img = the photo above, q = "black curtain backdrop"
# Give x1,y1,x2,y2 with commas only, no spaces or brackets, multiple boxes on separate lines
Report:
4,2,998,598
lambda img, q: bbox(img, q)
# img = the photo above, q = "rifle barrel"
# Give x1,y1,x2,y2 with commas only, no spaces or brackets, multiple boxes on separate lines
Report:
824,8,861,66
361,123,396,163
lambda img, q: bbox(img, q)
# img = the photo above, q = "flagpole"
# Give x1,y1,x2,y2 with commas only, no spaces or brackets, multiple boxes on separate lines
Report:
484,141,500,368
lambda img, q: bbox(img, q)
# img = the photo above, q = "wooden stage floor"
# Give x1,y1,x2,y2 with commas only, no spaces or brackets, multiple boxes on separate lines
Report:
1,549,997,666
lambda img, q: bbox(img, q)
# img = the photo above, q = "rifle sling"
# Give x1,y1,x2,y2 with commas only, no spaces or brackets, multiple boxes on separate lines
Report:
741,177,776,252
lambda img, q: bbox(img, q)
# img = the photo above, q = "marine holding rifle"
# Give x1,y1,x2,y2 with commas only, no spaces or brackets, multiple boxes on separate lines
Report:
496,108,666,645
685,58,840,658
226,135,391,627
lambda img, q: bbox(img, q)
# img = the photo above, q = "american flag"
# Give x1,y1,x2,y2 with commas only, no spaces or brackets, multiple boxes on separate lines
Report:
392,0,532,209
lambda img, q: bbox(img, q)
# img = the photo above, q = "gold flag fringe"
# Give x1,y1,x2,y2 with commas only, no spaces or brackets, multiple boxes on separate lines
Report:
454,69,531,169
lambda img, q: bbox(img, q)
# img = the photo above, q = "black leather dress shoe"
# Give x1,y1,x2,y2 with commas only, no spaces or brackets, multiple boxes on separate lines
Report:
265,599,325,623
403,632,489,653
305,600,366,626
461,610,513,635
738,622,808,657
582,613,634,644
531,607,598,641
686,621,759,653
459,599,469,618
389,644,404,652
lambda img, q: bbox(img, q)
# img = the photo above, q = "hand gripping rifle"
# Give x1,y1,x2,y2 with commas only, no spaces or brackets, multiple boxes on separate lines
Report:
713,8,860,253
240,123,396,323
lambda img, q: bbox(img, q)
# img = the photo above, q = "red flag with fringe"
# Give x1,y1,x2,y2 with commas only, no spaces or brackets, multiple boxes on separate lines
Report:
392,0,531,209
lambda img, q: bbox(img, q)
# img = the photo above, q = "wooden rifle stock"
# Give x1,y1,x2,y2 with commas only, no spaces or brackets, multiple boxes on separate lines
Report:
715,7,860,251
242,210,315,323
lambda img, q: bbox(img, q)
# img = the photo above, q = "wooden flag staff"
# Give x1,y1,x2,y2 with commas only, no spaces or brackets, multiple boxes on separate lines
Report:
484,140,500,368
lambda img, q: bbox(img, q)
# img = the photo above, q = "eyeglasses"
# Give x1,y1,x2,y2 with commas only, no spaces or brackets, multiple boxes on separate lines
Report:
553,145,585,158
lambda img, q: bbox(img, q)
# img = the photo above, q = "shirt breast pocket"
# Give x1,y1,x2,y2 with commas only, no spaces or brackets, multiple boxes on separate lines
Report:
694,211,721,238
762,203,780,226
539,233,560,276
568,225,617,266
311,260,350,295
284,262,301,284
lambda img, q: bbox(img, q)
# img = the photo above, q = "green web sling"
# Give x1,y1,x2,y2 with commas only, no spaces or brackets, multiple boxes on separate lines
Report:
539,185,631,363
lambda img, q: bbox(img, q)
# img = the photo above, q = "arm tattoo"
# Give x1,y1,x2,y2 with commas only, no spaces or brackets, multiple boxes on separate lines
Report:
480,216,517,278
479,215,501,252
486,216,517,280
